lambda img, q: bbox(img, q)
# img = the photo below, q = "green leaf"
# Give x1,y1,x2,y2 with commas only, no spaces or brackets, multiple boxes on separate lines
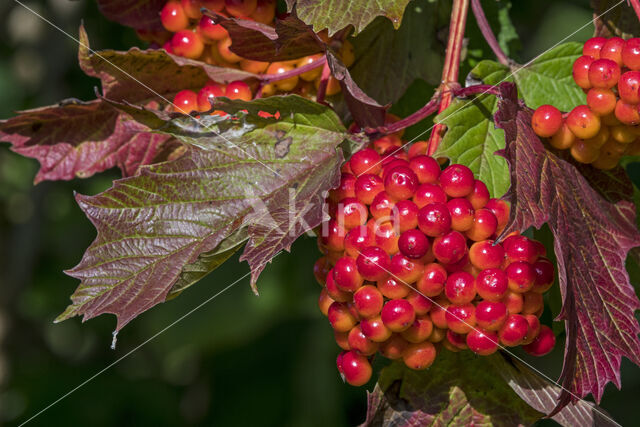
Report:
348,0,447,105
285,0,413,35
362,352,542,426
57,95,346,331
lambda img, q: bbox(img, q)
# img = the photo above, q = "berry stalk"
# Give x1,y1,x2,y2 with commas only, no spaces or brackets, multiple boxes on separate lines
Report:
427,0,470,155
470,0,509,66
316,62,332,104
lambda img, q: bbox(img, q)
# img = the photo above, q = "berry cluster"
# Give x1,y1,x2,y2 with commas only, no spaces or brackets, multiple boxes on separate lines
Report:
532,37,640,169
172,80,252,114
314,142,557,386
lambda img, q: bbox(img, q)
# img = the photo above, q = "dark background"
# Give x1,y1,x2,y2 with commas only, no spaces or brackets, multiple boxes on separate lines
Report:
0,0,638,425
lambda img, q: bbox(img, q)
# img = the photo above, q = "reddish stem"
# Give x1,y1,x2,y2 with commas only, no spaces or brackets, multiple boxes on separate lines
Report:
259,55,327,84
471,0,509,65
368,95,442,137
316,62,331,104
427,0,470,155
631,0,640,21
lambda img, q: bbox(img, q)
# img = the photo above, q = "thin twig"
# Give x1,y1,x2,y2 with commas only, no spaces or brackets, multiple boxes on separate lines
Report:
316,62,331,104
471,0,509,65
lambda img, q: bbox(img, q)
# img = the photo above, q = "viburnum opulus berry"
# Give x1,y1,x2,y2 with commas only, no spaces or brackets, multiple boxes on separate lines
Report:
315,140,558,385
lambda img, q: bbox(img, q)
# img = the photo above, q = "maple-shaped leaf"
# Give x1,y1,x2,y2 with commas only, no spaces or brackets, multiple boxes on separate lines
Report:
286,0,413,35
0,100,174,183
209,12,325,62
592,0,640,38
96,0,165,31
56,95,346,331
494,82,640,405
362,352,542,426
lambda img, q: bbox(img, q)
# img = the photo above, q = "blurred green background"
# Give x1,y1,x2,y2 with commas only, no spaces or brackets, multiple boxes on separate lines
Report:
0,0,638,425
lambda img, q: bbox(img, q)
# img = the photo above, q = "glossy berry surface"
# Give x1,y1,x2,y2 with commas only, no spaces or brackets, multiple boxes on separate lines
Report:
588,58,620,89
381,299,416,332
161,1,189,32
341,351,372,386
353,285,384,318
466,329,499,356
475,268,508,301
225,81,252,101
566,105,601,139
583,37,606,58
475,300,508,331
447,198,474,232
356,246,390,281
439,164,474,197
384,166,419,200
333,256,363,292
522,325,556,356
622,38,640,70
531,105,562,138
173,90,198,114
445,303,476,334
398,229,430,259
432,231,467,264
618,71,640,104
572,55,595,88
328,302,358,332
498,314,529,346
586,88,616,116
171,30,204,59
402,341,436,370
417,203,452,237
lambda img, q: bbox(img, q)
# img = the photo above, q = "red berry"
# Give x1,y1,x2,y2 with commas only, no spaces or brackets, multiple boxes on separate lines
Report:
622,38,640,70
389,254,424,284
408,141,428,158
381,299,416,332
573,55,595,88
416,263,447,297
402,341,436,370
615,99,640,125
173,89,198,114
600,37,625,66
417,203,451,237
197,83,224,112
313,256,331,285
498,314,529,346
333,257,364,292
522,314,541,345
429,297,450,329
586,88,617,116
384,166,419,200
466,209,498,241
372,221,399,255
502,290,524,314
354,174,384,205
369,191,395,219
445,330,468,350
161,1,189,32
199,15,228,42
225,81,252,101
566,105,601,139
522,325,556,356
531,105,562,138
466,180,490,210
476,268,508,301
325,271,351,302
379,334,409,359
328,302,358,332
445,303,476,334
443,252,470,274
322,219,346,251
348,325,379,356
444,271,476,304
356,246,391,281
408,155,440,184
381,158,409,179
336,350,346,374
181,0,203,18
344,225,373,258
330,173,356,202
350,148,382,176
377,276,410,299
336,197,368,230
466,329,499,356
475,300,508,331
405,290,433,315
432,231,467,264
583,37,606,58
413,183,447,208
171,30,204,59
225,0,258,17
401,315,434,343
588,58,620,89
485,199,510,231
469,240,505,270
439,164,474,197
532,257,554,293
341,350,372,386
447,198,475,232
505,261,536,293
392,200,419,232
201,0,225,11
251,0,276,24
318,289,334,315
353,285,384,318
617,71,640,104
503,235,539,263
522,291,544,314
335,331,350,350
360,316,392,342
398,229,430,259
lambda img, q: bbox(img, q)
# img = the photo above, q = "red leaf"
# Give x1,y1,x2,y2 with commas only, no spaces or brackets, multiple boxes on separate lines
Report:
96,0,165,31
494,82,640,405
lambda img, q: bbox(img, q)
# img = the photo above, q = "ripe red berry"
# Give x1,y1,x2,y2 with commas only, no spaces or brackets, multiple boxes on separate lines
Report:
588,58,621,89
532,257,554,293
622,38,640,70
350,148,382,176
600,37,625,66
475,268,508,301
330,173,356,202
505,261,536,293
502,290,524,314
171,30,205,59
573,55,595,88
398,229,430,259
522,291,544,314
353,285,384,318
417,203,452,237
401,315,434,343
384,166,419,200
197,83,224,112
336,197,368,230
181,0,203,18
344,225,373,258
318,289,334,316
522,314,541,345
402,341,436,370
432,231,467,264
446,330,468,350
405,290,433,315
466,209,498,242
447,198,475,232
354,174,384,205
325,271,351,302
475,300,508,331
484,199,510,231
360,315,392,342
522,325,556,356
379,334,409,359
445,303,476,334
392,200,419,232
372,220,399,255
444,271,476,304
173,89,198,114
341,351,372,386
439,164,475,197
251,0,277,24
498,314,529,346
201,0,225,11
333,257,364,292
334,331,350,350
466,180,490,210
416,263,447,297
413,183,447,208
566,105,601,139
531,105,562,138
614,99,640,125
503,235,539,264
469,240,505,270
161,1,189,32
225,81,252,101
322,219,346,251
225,0,258,16
586,88,617,116
313,256,331,285
389,254,424,284
370,191,395,219
466,329,499,356
429,296,450,329
356,246,391,281
348,325,379,356
328,302,358,332
199,15,228,42
583,37,606,58
377,276,410,299
618,71,640,104
381,299,416,332
408,155,440,184
381,158,409,179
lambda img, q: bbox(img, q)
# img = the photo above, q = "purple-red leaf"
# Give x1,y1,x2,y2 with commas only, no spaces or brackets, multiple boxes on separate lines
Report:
494,82,640,405
96,0,165,31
